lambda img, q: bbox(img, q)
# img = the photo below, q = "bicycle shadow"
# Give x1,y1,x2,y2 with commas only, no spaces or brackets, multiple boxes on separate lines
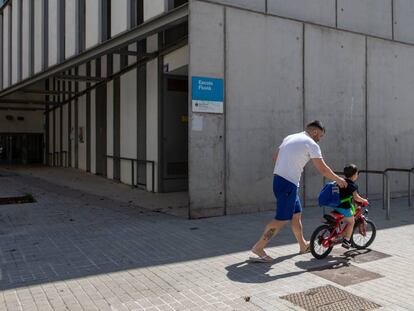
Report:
295,248,376,271
225,248,378,284
225,253,303,284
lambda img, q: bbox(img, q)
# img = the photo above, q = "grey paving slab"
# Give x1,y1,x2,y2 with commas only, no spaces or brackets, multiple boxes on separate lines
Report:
0,167,414,310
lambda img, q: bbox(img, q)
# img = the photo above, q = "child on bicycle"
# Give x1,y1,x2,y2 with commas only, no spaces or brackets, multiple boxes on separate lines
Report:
335,164,368,249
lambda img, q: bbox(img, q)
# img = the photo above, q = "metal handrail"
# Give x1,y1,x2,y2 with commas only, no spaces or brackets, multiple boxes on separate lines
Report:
384,168,412,207
358,170,390,219
106,155,155,192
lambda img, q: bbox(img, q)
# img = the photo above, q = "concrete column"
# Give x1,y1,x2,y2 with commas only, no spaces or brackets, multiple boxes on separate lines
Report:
188,1,225,217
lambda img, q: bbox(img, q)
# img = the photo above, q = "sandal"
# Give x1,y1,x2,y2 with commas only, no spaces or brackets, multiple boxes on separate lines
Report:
248,255,274,263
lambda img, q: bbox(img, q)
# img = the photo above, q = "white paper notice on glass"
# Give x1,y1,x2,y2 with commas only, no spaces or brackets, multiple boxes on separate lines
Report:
192,115,203,131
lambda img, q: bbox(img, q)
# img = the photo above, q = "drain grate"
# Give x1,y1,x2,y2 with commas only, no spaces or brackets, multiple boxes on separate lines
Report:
0,194,36,205
309,263,383,287
281,285,381,311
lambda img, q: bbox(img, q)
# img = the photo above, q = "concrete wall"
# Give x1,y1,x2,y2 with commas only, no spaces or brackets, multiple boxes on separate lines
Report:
2,5,10,87
225,8,303,214
304,25,367,202
0,111,44,132
337,0,392,39
48,0,58,66
21,0,30,79
111,0,128,36
189,1,225,217
268,0,335,27
144,0,166,21
206,0,265,13
146,57,158,192
367,38,414,195
393,0,414,44
85,0,100,49
163,45,188,72
188,0,414,216
120,69,137,185
33,0,43,73
11,0,19,84
65,0,76,58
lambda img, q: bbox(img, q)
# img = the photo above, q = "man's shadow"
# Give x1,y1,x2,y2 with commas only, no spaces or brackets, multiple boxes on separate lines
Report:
225,249,363,284
225,253,303,284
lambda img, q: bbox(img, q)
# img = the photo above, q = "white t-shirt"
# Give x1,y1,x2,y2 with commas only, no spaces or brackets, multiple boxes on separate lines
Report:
273,131,323,186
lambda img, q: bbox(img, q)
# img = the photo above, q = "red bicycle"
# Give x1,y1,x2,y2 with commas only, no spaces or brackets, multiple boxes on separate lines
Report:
310,201,377,259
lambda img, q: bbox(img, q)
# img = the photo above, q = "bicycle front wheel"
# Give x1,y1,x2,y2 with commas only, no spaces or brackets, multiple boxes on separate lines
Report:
310,224,333,259
351,219,376,249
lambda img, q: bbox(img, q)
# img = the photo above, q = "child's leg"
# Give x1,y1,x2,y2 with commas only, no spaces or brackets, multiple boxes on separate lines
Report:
343,216,355,240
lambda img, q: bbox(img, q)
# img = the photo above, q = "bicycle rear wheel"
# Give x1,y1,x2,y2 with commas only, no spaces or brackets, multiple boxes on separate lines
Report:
310,224,333,259
351,219,376,249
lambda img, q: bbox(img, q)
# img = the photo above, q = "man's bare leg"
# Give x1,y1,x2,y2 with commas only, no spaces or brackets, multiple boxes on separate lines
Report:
291,213,308,252
251,219,288,258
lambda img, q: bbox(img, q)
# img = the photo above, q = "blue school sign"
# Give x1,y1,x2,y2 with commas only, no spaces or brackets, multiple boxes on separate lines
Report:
191,76,224,113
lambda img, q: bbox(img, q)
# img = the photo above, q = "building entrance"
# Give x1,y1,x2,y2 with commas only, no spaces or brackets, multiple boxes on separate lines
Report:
0,134,43,165
161,75,188,192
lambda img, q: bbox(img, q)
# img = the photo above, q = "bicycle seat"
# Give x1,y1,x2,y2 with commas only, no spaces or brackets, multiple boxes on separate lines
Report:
323,211,344,224
329,211,344,221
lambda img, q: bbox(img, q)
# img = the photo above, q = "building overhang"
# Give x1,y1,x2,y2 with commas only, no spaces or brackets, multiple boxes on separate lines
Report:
0,4,188,112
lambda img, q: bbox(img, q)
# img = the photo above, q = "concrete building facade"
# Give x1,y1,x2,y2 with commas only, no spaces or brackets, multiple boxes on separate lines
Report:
1,0,414,218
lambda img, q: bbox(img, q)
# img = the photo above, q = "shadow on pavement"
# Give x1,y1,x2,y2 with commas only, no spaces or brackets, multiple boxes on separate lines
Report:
0,166,411,292
225,253,301,283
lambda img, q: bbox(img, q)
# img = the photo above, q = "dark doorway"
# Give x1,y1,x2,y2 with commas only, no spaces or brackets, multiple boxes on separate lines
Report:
161,75,188,192
0,133,43,165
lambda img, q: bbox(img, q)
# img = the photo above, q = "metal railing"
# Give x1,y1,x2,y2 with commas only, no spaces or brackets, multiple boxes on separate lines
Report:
384,168,412,207
359,170,390,219
105,155,155,192
48,151,68,167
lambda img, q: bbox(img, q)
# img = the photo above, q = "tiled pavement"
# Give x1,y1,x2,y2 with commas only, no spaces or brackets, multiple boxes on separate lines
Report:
1,168,414,310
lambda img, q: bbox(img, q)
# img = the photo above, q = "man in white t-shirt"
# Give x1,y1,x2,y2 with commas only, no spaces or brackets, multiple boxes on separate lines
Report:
250,121,347,262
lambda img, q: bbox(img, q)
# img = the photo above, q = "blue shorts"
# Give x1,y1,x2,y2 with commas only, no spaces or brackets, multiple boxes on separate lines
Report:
334,207,354,217
273,175,302,220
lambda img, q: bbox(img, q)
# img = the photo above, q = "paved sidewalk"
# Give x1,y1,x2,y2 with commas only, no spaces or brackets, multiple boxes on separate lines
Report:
0,168,414,310
2,166,189,218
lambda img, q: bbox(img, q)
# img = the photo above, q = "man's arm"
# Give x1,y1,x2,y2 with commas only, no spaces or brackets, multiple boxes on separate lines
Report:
311,158,347,188
272,148,279,166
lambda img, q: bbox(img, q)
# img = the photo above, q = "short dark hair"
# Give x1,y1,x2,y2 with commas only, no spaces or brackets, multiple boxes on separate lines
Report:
306,120,325,133
344,164,358,178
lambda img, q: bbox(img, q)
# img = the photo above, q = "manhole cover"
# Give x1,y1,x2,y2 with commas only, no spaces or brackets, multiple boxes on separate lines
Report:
332,249,391,264
281,285,381,311
309,263,383,287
